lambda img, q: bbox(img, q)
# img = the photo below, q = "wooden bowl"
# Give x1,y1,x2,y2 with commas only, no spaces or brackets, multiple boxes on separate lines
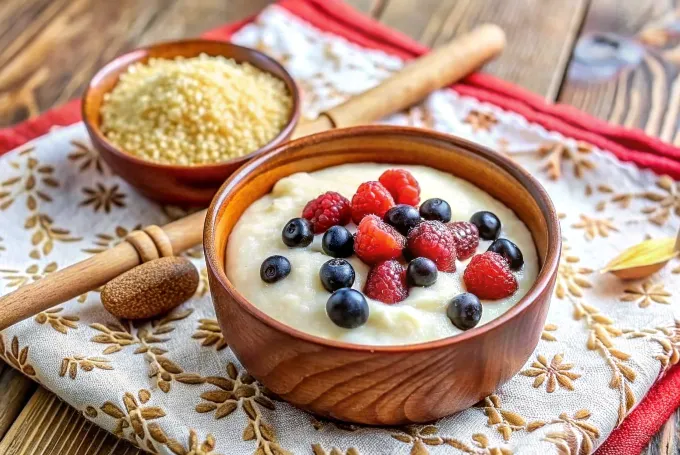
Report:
82,39,300,205
204,126,561,425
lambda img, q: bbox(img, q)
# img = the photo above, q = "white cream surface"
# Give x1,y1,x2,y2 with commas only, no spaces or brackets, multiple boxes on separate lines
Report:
226,163,538,346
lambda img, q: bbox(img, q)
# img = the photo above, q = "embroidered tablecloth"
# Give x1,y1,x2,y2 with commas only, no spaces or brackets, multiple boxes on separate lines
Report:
1,2,679,454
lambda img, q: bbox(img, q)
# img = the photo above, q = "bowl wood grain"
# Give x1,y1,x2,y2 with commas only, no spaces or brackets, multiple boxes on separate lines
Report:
204,126,561,425
82,39,300,205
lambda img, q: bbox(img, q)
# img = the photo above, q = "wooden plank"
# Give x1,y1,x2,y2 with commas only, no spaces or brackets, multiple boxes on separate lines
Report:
0,387,139,455
0,0,273,127
378,0,590,100
558,0,680,143
642,408,679,455
0,361,36,439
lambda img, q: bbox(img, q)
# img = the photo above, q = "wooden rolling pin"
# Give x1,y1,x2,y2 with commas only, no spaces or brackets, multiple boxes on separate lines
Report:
0,24,505,331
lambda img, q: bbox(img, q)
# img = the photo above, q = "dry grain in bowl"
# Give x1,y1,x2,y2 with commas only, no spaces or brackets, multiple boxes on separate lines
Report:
100,54,293,165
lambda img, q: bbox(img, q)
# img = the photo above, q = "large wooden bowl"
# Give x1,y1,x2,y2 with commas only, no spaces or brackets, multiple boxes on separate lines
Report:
82,39,300,205
204,126,561,425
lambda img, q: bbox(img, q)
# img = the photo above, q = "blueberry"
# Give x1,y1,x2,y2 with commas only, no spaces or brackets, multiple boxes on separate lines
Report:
384,204,421,235
488,238,524,270
322,226,354,258
419,198,452,222
282,218,313,248
260,255,291,283
447,293,482,330
470,211,501,240
407,257,438,287
319,258,355,292
326,288,369,329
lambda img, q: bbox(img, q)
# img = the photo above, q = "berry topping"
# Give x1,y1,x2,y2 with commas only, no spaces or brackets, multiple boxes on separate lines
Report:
419,198,452,223
282,218,313,248
260,255,291,284
354,215,406,264
447,293,482,330
448,221,480,260
364,260,408,304
319,259,355,292
326,288,369,329
378,168,421,206
406,257,438,287
488,238,524,270
350,181,395,224
406,221,457,272
470,211,501,240
302,191,351,234
384,204,422,236
463,252,518,300
322,225,355,258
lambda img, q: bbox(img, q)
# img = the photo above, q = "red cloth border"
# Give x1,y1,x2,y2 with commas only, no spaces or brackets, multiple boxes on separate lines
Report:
0,1,678,452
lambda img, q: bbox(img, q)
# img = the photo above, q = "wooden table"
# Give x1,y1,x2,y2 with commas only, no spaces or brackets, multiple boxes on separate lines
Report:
0,0,678,453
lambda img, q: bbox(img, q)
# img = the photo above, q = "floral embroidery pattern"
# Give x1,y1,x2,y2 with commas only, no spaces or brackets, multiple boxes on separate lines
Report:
80,183,126,213
195,362,285,455
24,213,81,259
0,334,36,377
60,355,112,379
624,323,680,373
555,248,592,299
82,225,141,254
521,354,581,393
464,110,498,132
100,390,227,454
571,215,618,240
0,148,58,211
592,175,680,226
391,425,443,453
68,140,106,174
639,175,680,225
537,142,595,180
34,307,79,334
312,444,360,455
446,434,513,455
542,324,558,342
620,281,671,308
572,299,636,424
90,310,204,392
0,261,57,288
100,389,167,451
480,395,527,441
193,319,228,351
528,410,599,455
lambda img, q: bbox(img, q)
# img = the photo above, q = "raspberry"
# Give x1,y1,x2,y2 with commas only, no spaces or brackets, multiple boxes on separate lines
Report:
448,221,480,260
302,191,351,234
463,252,518,300
351,181,395,224
379,169,421,206
406,221,457,272
364,260,408,304
354,215,405,264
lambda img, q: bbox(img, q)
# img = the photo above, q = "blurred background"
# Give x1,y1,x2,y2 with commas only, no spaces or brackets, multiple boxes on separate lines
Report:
2,0,680,146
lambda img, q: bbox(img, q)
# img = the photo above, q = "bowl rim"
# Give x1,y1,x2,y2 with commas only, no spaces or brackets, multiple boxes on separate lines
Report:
204,125,561,352
81,38,301,172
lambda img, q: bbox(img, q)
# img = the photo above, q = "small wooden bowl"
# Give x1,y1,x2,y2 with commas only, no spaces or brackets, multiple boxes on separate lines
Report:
204,126,561,425
82,39,300,205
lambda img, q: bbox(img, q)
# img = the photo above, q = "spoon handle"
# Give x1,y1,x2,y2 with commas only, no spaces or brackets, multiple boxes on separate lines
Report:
0,210,206,331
